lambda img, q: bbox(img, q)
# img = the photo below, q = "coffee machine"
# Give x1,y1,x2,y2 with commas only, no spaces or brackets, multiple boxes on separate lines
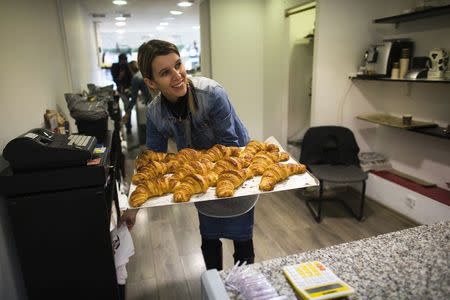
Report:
361,39,414,77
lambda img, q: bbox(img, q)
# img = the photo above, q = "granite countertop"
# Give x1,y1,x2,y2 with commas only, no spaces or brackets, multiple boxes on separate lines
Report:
220,221,450,299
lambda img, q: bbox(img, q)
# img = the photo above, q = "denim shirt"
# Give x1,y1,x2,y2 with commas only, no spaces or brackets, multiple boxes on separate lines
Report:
145,76,257,217
146,76,249,151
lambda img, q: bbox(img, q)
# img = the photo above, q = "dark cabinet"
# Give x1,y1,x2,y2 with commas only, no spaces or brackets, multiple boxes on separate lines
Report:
0,131,121,300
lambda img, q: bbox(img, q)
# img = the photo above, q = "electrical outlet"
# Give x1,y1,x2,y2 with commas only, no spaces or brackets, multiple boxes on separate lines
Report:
405,196,416,209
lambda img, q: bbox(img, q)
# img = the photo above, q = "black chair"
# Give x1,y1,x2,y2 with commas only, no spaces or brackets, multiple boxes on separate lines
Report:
300,126,368,222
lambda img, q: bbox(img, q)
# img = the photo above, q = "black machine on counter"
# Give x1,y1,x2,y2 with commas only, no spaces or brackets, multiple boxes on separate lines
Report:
360,39,414,77
3,128,96,172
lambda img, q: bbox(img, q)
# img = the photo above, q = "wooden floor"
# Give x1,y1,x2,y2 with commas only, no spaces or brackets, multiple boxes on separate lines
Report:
122,132,417,300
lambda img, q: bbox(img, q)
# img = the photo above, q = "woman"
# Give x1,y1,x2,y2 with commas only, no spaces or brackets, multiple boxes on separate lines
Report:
122,39,257,270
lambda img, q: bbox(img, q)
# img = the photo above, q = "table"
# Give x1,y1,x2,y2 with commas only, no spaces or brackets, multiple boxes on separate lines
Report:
201,221,450,299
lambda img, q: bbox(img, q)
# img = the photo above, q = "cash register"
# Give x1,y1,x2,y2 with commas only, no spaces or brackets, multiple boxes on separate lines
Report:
3,128,97,172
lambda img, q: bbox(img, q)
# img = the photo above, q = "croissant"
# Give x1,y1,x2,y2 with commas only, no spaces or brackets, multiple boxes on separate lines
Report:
216,169,249,198
129,184,151,208
135,150,172,171
141,149,170,161
176,148,203,162
168,160,213,189
129,177,172,207
240,140,279,158
248,151,291,175
173,174,210,202
213,156,245,175
131,161,169,185
131,172,149,185
259,163,307,191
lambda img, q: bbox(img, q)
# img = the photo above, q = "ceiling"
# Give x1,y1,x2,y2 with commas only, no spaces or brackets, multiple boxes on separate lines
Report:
80,0,200,48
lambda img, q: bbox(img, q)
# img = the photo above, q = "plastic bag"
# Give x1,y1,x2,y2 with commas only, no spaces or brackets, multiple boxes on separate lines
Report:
64,92,108,121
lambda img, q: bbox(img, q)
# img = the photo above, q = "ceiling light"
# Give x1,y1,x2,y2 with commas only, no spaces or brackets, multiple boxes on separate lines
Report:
115,21,126,27
177,1,193,7
170,10,183,15
115,16,126,21
160,22,169,26
112,0,127,5
156,26,165,31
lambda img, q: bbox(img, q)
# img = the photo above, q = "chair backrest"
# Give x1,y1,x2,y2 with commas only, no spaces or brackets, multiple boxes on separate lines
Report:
300,126,361,166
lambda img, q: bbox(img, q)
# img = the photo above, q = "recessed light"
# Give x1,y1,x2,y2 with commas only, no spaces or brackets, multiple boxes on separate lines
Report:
177,1,193,7
115,16,126,21
115,21,126,27
160,22,169,26
170,10,183,15
156,26,165,31
112,0,127,5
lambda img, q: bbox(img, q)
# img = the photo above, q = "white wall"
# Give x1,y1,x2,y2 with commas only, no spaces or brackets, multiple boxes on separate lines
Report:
0,0,101,151
0,0,99,295
60,0,100,93
208,0,265,141
312,0,450,187
0,0,71,152
287,6,315,141
311,0,450,222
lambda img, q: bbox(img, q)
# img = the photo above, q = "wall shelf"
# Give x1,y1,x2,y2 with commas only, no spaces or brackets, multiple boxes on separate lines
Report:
373,5,450,24
357,113,449,140
350,76,450,84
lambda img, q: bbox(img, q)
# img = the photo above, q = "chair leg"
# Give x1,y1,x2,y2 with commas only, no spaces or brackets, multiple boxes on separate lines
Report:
317,180,323,222
358,180,366,221
306,180,323,223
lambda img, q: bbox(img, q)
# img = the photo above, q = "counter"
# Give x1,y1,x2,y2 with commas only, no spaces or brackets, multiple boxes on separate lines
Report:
201,221,449,299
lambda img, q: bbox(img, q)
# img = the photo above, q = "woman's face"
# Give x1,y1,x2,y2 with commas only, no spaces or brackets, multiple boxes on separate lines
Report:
145,52,188,102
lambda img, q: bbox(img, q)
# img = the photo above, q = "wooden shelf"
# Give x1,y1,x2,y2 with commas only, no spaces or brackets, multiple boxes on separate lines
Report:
350,76,450,84
357,113,450,140
373,5,450,24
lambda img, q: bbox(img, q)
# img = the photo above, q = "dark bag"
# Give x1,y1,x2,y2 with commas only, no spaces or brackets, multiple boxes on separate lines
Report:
64,92,108,121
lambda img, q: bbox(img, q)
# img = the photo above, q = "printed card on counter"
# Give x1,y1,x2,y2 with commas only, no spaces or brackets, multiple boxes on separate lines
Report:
121,137,318,210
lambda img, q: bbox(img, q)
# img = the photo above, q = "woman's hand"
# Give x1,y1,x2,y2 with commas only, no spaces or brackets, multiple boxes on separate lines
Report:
120,209,139,230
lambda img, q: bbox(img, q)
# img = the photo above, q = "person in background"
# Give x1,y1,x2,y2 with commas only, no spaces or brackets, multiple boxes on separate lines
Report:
111,53,133,133
121,61,153,127
121,39,257,270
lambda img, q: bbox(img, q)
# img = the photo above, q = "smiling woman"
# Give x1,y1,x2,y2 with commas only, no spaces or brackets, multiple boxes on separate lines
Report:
121,39,259,272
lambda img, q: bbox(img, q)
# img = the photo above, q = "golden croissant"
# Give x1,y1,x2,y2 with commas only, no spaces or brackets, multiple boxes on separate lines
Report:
249,151,290,175
213,156,245,175
216,169,249,198
240,140,279,158
129,184,151,208
135,150,173,170
129,177,172,207
132,161,168,185
201,144,227,162
259,163,306,191
168,160,213,189
173,174,210,202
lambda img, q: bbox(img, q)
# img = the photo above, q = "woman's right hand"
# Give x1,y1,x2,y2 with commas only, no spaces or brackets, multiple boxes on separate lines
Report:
120,209,139,230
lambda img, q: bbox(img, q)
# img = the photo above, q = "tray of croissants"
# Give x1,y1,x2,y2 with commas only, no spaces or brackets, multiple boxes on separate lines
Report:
125,136,318,209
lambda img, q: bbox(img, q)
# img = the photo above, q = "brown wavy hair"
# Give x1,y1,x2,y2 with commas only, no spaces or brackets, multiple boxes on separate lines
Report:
137,39,180,80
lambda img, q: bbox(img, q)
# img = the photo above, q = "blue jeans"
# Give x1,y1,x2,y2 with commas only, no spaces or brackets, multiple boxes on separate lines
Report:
198,208,254,241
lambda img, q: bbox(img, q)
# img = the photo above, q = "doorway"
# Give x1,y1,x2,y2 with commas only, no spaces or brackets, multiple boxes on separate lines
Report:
286,2,315,159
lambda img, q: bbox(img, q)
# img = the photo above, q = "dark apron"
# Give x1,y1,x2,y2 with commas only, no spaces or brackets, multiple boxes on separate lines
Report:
180,83,256,240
